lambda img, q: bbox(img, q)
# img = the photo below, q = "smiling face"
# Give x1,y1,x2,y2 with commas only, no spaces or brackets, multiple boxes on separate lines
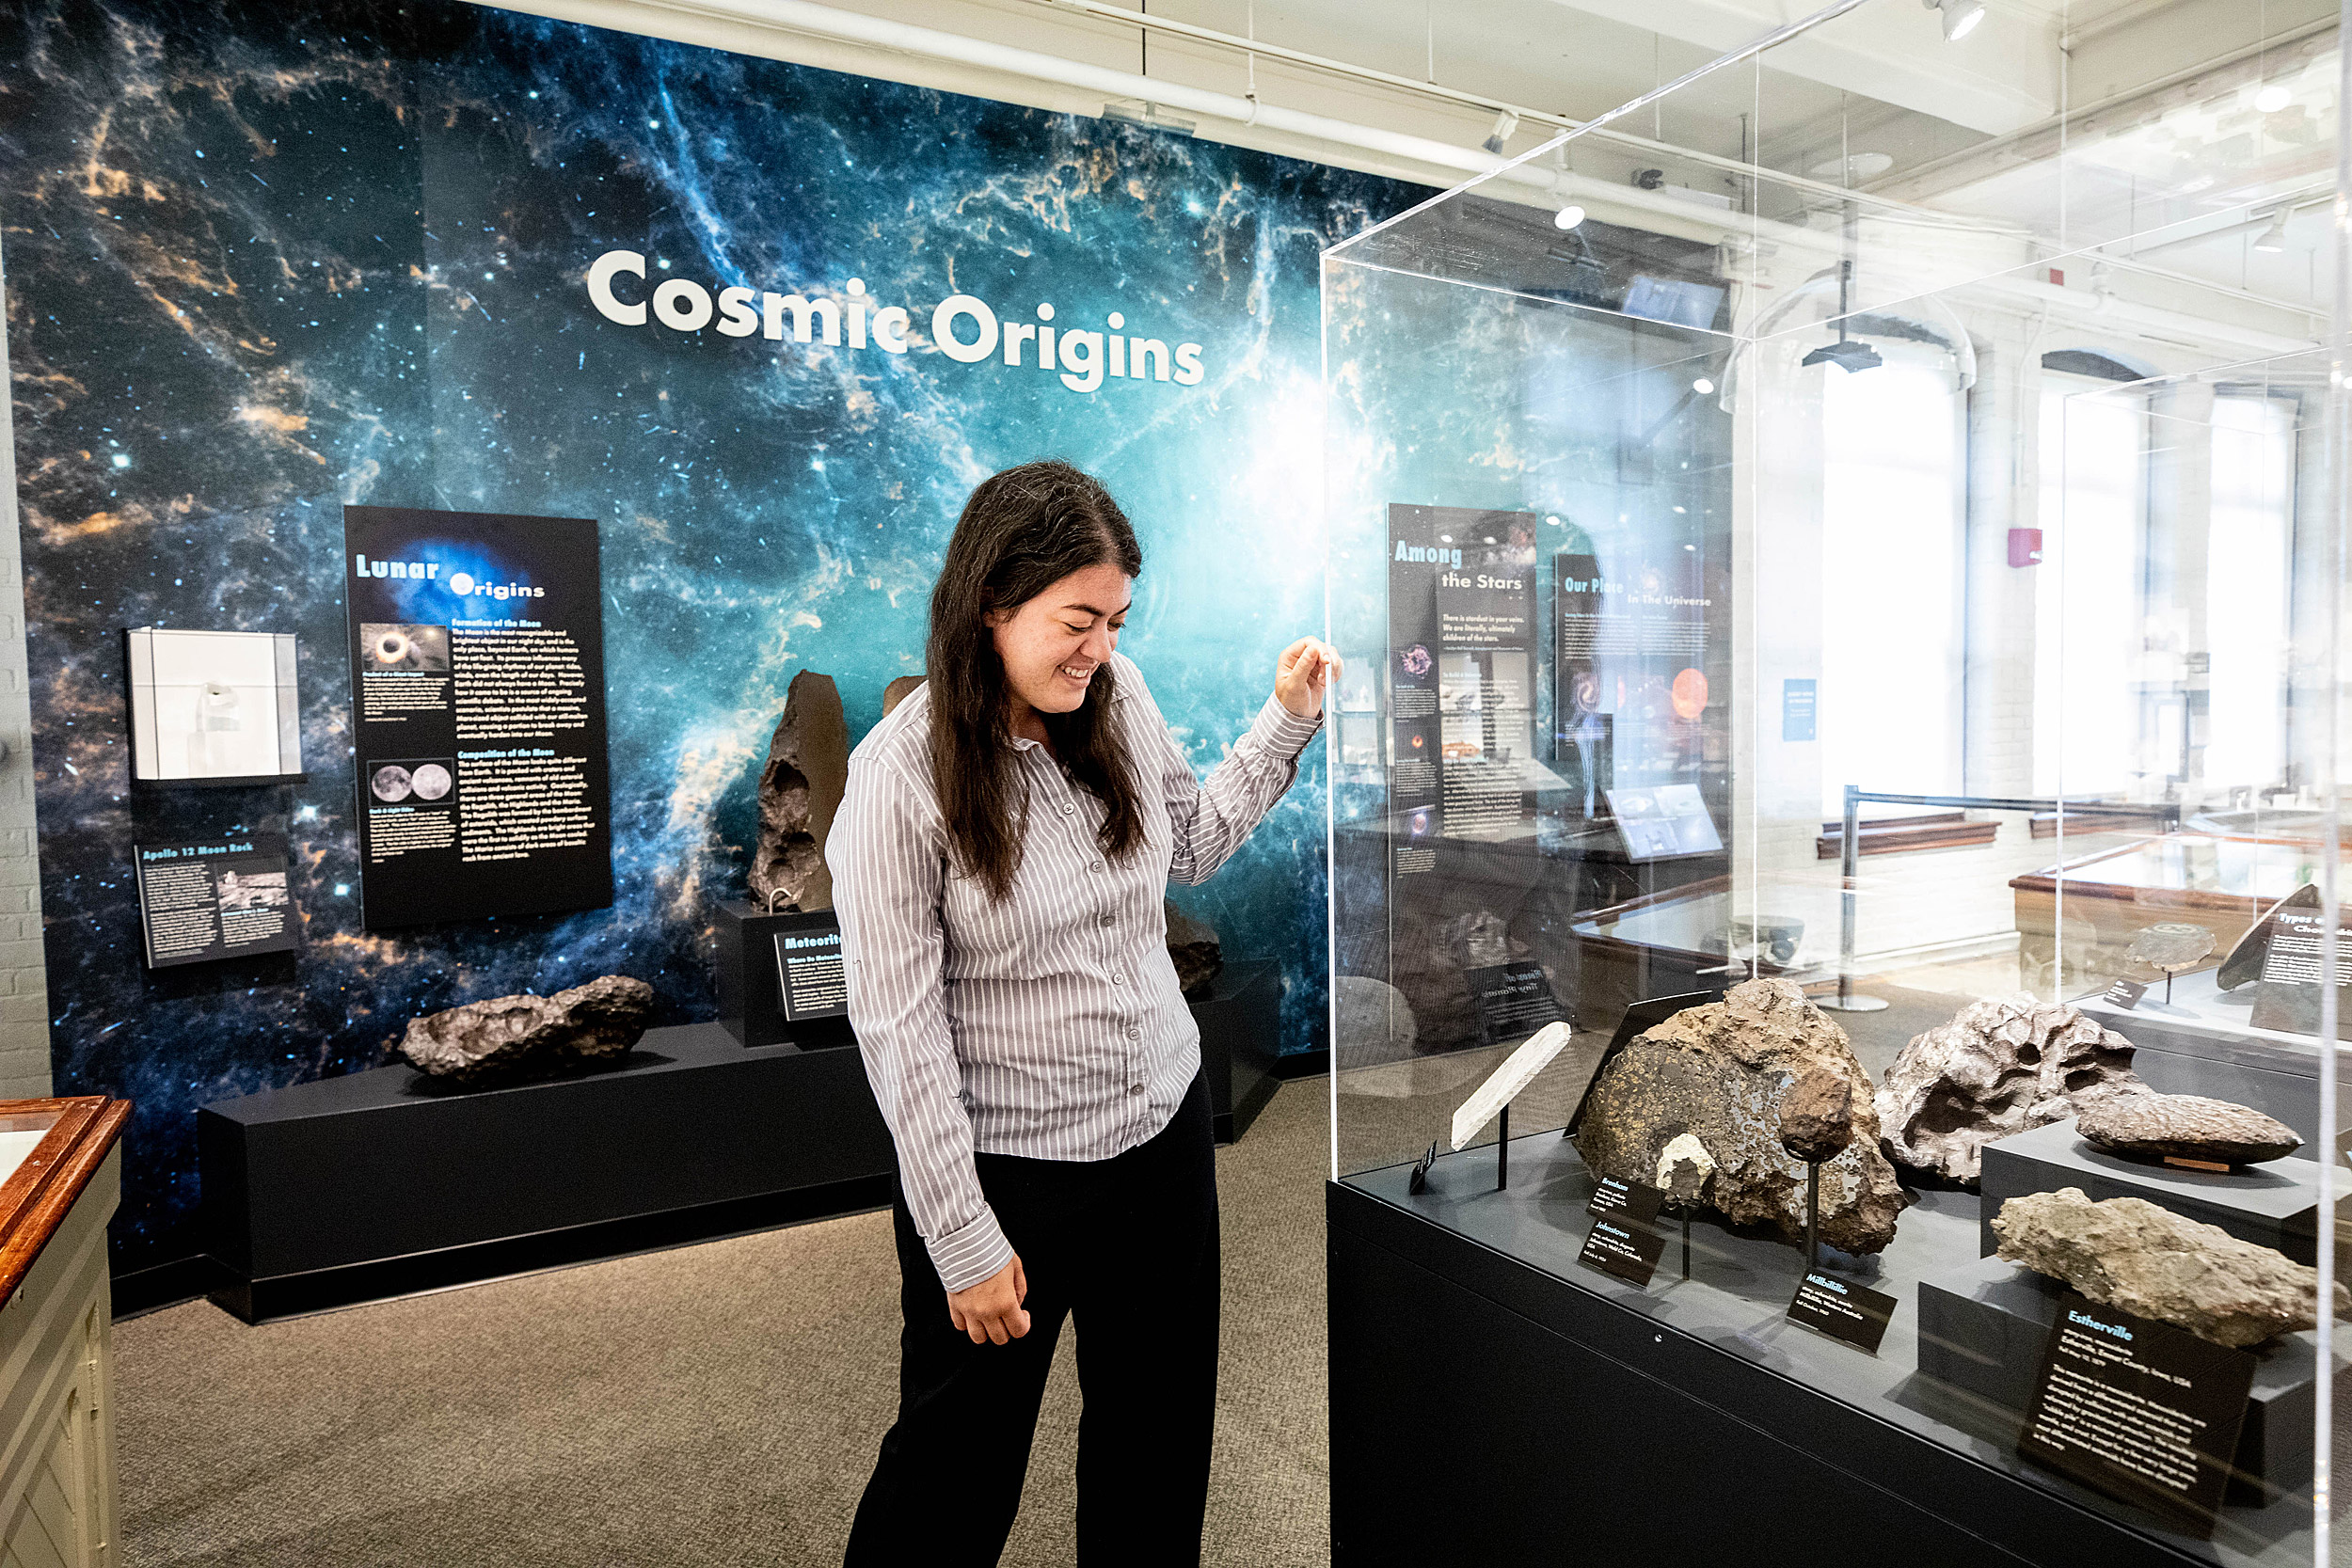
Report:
986,562,1132,721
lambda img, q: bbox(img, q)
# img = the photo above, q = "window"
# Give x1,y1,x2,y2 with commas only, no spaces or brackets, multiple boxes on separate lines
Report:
2204,392,2295,791
2034,375,2147,797
1819,342,1966,818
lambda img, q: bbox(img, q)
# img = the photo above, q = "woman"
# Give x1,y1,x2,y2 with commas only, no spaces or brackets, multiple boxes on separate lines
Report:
832,460,1336,1566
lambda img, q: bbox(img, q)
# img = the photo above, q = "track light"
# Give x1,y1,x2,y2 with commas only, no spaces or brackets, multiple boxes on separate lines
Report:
1553,203,1585,230
2253,208,2290,253
1482,108,1520,156
1922,0,1984,41
1692,377,1715,395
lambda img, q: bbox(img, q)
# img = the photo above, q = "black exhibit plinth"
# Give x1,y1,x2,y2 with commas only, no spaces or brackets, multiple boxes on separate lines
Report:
1979,1119,2347,1267
1195,958,1280,1145
1330,1132,2321,1567
199,1022,893,1323
715,899,831,1047
716,902,1284,1145
1916,1254,2343,1507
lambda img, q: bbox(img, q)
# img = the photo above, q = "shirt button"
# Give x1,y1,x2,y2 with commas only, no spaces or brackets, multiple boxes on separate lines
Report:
1126,1026,1140,1039
1112,972,1124,985
1092,862,1105,873
1063,804,1074,816
1099,914,1115,927
1128,1084,1144,1096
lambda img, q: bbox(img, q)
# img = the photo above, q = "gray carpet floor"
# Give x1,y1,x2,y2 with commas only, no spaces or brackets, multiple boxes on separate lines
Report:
113,1079,1334,1568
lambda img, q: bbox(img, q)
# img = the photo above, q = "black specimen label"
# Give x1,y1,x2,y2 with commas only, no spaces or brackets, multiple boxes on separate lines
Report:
1787,1272,1897,1354
2017,1295,2253,1537
1587,1175,1665,1226
1578,1216,1664,1286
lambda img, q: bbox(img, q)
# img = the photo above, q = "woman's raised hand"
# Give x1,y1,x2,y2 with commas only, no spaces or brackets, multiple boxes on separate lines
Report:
1276,638,1343,720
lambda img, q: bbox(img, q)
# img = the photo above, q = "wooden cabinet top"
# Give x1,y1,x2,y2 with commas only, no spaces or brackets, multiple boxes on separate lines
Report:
0,1098,129,1307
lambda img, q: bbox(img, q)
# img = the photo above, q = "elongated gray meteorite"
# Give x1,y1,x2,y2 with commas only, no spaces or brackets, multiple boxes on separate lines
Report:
2074,1094,2301,1164
1992,1186,2345,1348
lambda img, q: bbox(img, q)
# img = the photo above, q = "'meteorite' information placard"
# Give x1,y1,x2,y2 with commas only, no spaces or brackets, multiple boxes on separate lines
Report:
135,834,299,968
2016,1295,2254,1535
345,506,613,929
772,916,849,1022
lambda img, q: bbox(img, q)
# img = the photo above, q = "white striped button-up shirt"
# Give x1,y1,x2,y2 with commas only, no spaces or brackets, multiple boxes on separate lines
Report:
828,653,1321,1292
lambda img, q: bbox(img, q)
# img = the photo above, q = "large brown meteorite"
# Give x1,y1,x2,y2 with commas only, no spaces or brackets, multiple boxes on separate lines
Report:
1574,979,1908,1255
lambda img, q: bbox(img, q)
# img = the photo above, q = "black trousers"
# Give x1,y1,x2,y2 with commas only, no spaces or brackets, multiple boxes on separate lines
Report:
845,1073,1220,1568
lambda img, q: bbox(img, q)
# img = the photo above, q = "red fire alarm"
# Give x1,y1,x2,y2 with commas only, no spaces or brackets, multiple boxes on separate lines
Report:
2047,267,2065,287
2009,528,2043,567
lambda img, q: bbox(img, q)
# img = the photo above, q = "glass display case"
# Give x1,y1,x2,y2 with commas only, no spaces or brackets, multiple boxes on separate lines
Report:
1325,8,2349,1565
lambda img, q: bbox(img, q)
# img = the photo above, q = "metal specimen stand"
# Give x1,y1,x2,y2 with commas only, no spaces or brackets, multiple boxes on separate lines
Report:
1496,1104,1510,1192
1825,787,2182,1013
1681,1211,1692,1280
1804,1162,1821,1273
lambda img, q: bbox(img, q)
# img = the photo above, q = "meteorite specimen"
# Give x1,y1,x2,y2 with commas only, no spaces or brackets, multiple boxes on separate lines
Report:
400,976,656,1088
1992,1186,2347,1348
2127,921,2217,975
1165,899,1222,998
2074,1094,2302,1165
749,671,850,914
1574,978,1908,1255
1656,1132,1715,1210
1874,993,2147,1186
1778,1070,1856,1164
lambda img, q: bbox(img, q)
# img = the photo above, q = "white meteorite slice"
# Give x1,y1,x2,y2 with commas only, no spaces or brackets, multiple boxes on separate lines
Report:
1449,1022,1572,1151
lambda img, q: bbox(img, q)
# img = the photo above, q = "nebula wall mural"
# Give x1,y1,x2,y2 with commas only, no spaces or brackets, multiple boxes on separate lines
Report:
0,0,1417,1279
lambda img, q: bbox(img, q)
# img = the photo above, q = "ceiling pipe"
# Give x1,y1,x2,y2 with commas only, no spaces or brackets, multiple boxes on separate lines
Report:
1024,0,1990,230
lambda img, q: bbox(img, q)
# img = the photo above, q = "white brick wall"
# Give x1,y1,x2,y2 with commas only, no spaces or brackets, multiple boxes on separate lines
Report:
0,239,54,1101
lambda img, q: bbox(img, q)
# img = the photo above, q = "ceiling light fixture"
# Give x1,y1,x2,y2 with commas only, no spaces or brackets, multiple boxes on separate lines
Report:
1553,203,1586,230
1802,338,1884,373
2253,207,2290,253
1692,377,1715,395
1921,0,1985,41
2255,84,2293,113
1482,108,1520,155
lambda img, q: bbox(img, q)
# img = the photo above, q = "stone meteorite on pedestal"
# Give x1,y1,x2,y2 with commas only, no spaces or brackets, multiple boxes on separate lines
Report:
1574,978,1909,1255
1875,993,2147,1186
399,975,657,1088
1993,1186,2348,1347
749,670,850,914
2074,1094,2303,1165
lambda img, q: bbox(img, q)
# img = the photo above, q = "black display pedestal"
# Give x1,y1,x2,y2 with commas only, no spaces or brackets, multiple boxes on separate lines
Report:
1918,1254,2340,1506
1197,958,1280,1145
199,1022,892,1323
1330,1134,2312,1567
715,900,841,1046
1979,1119,2345,1266
717,909,1283,1145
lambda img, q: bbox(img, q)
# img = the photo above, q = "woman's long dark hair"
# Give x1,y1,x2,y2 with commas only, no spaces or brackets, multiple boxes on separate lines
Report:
929,460,1147,900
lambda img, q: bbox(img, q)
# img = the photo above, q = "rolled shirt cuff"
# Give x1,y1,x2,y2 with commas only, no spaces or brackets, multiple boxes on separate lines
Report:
1251,693,1325,760
926,1202,1017,1295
